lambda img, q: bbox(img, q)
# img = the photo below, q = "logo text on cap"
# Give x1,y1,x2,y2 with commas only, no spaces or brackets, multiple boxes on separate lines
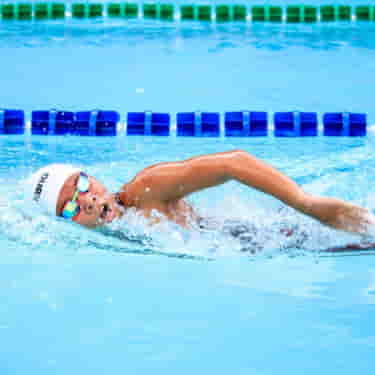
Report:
34,172,49,202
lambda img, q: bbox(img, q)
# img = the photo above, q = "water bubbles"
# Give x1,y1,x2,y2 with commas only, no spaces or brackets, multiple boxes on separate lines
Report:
0,184,366,261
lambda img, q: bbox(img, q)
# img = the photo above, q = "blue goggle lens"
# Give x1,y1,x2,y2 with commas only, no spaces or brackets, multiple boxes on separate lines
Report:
77,172,90,193
61,172,89,219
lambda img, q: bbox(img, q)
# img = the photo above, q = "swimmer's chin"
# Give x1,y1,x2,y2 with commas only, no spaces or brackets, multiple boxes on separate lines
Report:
96,209,118,226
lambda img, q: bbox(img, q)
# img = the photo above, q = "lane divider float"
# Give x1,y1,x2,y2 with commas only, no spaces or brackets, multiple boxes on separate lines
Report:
1,3,375,23
0,109,368,137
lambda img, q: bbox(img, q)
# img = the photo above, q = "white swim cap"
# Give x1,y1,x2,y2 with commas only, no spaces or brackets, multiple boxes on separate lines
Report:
24,164,81,216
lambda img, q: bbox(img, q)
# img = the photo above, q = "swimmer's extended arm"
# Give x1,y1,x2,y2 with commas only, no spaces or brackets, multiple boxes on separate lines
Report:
124,150,375,235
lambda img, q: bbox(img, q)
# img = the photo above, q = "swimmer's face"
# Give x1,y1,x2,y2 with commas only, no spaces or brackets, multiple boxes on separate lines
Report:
56,173,122,228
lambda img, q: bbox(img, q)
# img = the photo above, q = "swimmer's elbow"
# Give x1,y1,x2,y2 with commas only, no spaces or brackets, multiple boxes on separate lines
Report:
229,149,248,158
223,150,253,177
230,149,255,164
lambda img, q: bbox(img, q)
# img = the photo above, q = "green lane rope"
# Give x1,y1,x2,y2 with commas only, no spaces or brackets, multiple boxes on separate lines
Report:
1,3,375,23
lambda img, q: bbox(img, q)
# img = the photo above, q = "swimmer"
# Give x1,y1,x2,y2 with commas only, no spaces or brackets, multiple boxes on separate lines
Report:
25,150,375,248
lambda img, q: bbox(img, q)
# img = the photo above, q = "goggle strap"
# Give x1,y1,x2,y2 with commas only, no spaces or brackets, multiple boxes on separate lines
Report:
71,190,79,201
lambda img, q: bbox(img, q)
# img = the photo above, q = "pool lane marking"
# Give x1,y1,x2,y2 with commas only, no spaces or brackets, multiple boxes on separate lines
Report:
19,118,375,137
1,6,374,23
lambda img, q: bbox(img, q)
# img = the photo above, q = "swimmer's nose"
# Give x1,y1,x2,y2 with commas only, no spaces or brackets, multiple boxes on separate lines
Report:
78,193,102,215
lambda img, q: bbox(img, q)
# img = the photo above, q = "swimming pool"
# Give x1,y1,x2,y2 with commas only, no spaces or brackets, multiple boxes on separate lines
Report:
1,3,375,374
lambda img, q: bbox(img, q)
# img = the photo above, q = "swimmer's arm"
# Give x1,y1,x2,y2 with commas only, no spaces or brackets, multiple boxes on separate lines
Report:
222,151,375,235
129,150,306,207
124,150,375,235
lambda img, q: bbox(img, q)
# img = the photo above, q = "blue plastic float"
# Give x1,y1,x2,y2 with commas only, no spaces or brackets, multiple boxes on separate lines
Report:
0,109,25,134
323,112,366,136
1,109,369,137
177,112,220,137
274,111,318,137
127,112,170,136
225,111,268,137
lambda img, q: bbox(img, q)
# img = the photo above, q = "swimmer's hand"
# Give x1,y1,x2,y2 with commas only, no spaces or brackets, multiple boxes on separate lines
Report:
303,196,375,236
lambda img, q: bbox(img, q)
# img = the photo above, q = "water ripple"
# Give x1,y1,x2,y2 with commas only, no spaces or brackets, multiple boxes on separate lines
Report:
1,21,375,51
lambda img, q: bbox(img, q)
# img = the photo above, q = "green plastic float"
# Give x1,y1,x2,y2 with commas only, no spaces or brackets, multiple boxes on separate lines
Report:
0,3,374,23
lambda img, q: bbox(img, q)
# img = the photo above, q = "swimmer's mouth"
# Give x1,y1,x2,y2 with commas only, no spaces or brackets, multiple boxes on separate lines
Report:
100,203,110,220
99,201,117,224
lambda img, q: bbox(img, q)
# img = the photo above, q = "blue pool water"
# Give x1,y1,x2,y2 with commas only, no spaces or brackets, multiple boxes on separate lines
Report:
1,5,375,374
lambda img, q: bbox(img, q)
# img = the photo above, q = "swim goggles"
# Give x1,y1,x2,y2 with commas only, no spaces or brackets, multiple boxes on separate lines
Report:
61,172,90,219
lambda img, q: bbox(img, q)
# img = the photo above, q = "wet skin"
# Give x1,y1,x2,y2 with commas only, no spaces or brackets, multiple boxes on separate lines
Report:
55,170,375,253
56,173,122,228
56,172,198,228
56,150,375,236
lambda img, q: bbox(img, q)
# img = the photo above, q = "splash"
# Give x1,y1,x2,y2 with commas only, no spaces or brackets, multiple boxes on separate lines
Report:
2,170,375,260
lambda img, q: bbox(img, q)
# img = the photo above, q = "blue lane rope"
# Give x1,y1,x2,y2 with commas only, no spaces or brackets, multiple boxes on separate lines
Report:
0,109,369,137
